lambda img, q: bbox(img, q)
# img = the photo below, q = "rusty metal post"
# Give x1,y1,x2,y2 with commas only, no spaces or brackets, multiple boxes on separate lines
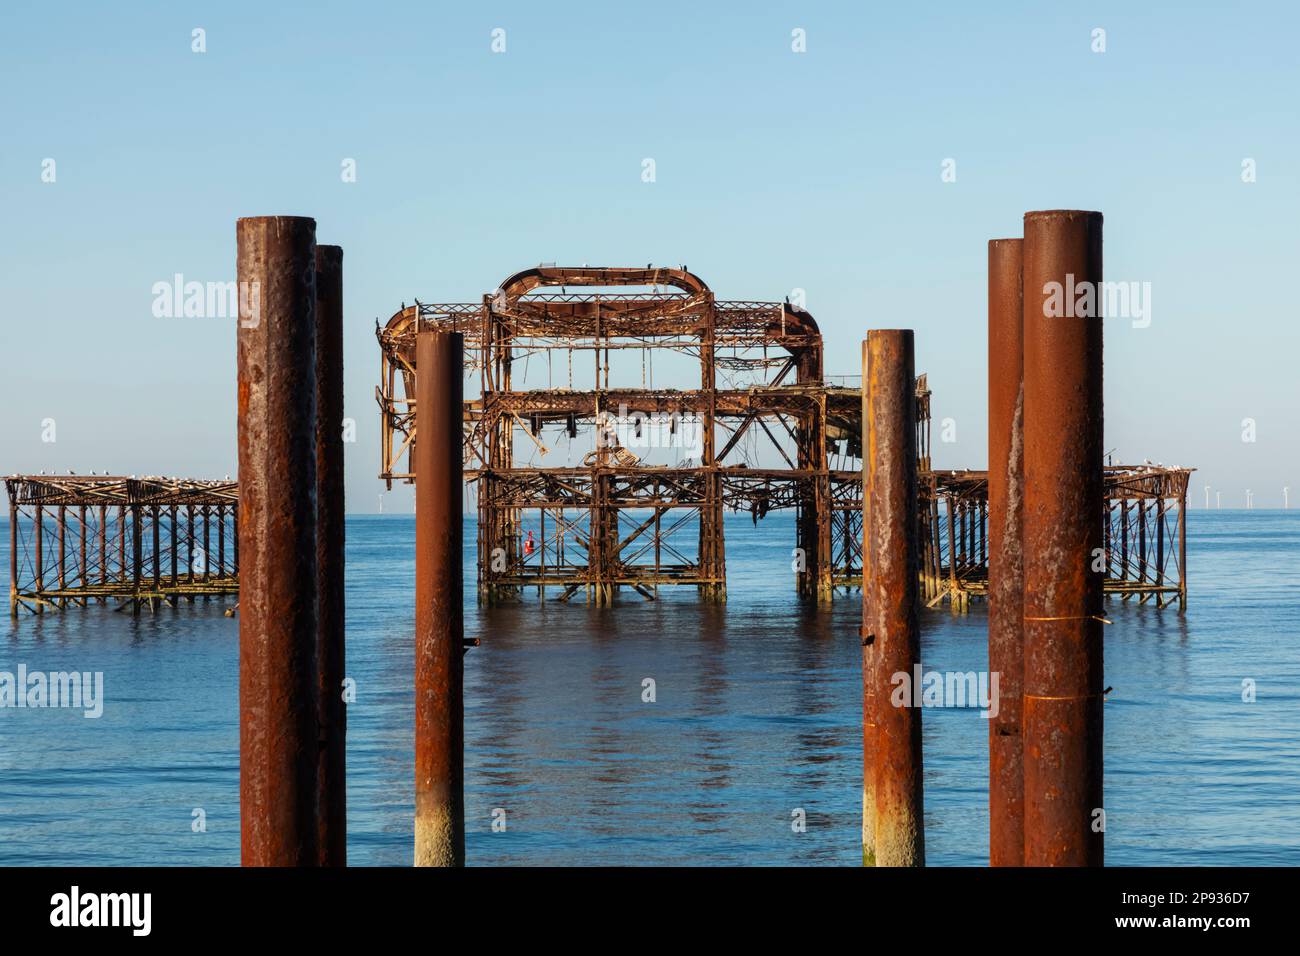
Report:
78,506,86,602
1178,491,1187,610
34,505,43,614
987,238,1025,866
859,340,877,866
863,329,924,867
202,505,211,585
315,244,347,866
236,215,320,867
170,505,178,584
8,496,16,616
414,330,465,867
58,506,67,604
152,505,160,592
1021,209,1105,867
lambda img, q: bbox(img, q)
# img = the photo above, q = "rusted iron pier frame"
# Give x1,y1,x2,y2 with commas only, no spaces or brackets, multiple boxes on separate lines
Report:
378,266,881,606
987,238,1025,866
836,465,1190,611
1022,209,1105,867
6,476,238,616
413,331,466,867
375,265,1190,610
236,215,320,867
862,329,924,867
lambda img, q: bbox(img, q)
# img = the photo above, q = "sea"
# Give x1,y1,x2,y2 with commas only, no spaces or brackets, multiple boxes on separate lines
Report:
2,511,1297,866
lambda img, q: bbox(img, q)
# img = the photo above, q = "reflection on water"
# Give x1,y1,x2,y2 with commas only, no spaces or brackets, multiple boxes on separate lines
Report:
1,512,1298,865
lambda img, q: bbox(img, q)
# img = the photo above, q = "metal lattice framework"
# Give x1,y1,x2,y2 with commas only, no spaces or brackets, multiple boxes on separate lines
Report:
6,476,239,615
375,265,1190,609
899,465,1193,611
376,266,859,604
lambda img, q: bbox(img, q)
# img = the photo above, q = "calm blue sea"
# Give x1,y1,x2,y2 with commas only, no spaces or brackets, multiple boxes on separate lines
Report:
1,511,1297,866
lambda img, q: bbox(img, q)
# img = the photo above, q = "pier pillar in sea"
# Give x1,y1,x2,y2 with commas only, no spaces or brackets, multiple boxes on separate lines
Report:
236,215,321,866
987,238,1026,866
315,244,348,866
1021,210,1105,867
414,330,466,867
862,329,925,867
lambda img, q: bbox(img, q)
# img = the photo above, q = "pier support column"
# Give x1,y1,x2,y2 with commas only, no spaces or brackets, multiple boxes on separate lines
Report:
987,238,1025,866
315,244,347,866
860,371,877,865
863,329,924,867
236,215,320,867
1022,210,1105,867
414,330,465,867
8,496,16,616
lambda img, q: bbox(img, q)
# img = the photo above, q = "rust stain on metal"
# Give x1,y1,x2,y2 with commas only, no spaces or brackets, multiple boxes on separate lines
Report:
987,237,1025,866
236,215,320,867
1021,210,1105,867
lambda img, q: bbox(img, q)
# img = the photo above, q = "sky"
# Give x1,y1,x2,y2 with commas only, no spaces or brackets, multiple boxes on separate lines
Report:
2,1,1296,512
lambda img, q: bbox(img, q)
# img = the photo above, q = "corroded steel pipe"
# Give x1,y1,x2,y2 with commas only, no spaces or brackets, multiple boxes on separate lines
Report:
987,238,1025,866
236,215,320,867
315,244,347,866
864,329,924,867
414,330,465,867
1021,210,1105,867
860,340,876,866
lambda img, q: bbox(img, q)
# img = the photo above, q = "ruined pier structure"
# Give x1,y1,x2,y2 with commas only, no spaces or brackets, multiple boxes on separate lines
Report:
6,476,238,615
375,266,1192,608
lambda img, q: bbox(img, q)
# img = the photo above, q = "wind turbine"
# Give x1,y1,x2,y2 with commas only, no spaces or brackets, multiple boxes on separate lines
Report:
1216,491,1221,509
1284,487,1290,510
1204,485,1210,509
1246,489,1253,510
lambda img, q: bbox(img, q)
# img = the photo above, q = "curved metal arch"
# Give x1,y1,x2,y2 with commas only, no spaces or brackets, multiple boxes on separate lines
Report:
496,265,710,300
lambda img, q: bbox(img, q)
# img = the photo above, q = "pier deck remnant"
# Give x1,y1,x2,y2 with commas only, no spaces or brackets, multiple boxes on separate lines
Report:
6,475,237,615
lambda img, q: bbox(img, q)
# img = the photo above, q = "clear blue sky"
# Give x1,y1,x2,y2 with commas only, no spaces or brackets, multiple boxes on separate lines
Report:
3,1,1296,511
